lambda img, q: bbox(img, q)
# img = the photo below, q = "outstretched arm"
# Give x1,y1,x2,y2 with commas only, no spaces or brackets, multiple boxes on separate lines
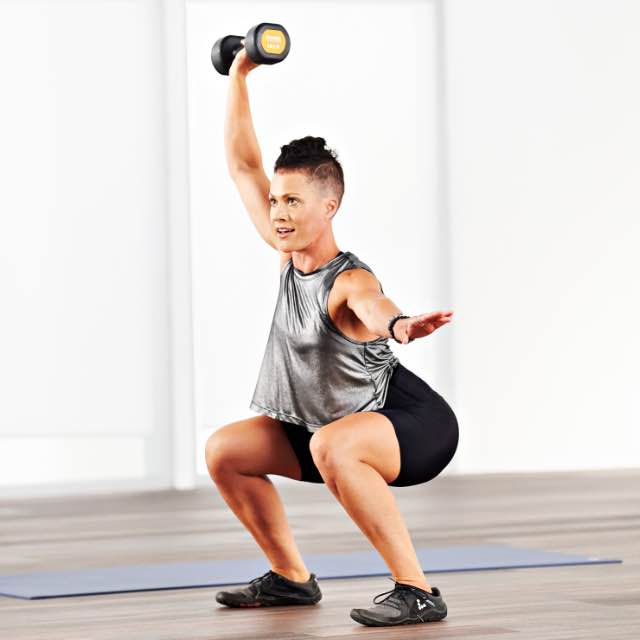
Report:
345,269,453,344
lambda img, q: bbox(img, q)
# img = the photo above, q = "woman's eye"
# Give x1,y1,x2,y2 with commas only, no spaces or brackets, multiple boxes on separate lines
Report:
288,198,298,204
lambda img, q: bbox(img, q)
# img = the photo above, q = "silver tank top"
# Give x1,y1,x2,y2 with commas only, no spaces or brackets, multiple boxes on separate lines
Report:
250,250,400,432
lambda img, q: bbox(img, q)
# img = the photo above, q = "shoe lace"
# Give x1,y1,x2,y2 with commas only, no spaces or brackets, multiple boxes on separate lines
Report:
372,577,422,608
248,570,275,592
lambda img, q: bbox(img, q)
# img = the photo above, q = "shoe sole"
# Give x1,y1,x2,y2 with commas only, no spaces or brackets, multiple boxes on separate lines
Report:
216,591,322,608
350,607,447,626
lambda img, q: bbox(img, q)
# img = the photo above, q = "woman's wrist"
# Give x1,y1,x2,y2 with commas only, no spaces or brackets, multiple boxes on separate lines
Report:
396,318,413,343
388,314,413,343
396,317,409,336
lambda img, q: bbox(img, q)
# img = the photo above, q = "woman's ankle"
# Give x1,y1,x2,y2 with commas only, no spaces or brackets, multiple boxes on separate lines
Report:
272,567,311,583
392,576,433,594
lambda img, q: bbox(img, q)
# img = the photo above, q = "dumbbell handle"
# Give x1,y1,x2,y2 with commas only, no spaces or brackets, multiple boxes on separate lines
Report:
230,42,244,58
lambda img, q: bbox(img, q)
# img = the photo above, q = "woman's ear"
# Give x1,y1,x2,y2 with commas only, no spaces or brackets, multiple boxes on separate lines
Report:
325,198,338,220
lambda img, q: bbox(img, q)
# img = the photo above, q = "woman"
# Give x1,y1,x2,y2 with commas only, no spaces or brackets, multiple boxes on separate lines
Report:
205,47,459,628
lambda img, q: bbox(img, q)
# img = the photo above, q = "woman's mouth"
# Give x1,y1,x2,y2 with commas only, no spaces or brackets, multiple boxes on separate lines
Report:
277,228,294,237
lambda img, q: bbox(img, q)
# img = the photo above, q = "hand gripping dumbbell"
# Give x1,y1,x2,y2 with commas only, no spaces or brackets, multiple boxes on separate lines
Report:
211,22,291,75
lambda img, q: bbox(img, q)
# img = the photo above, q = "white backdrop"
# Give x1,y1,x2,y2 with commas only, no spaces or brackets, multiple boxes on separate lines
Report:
1,0,637,495
0,0,172,489
444,0,640,472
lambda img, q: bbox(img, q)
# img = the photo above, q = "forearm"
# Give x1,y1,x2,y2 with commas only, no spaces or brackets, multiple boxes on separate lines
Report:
224,73,263,172
367,296,408,340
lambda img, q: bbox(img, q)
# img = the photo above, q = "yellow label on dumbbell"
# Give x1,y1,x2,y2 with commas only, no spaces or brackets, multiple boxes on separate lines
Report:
261,29,286,55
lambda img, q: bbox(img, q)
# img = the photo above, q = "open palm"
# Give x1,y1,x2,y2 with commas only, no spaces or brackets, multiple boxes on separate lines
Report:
400,310,454,344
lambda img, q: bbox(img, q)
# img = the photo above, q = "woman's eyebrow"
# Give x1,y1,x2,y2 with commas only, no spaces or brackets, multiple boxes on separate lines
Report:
269,192,301,198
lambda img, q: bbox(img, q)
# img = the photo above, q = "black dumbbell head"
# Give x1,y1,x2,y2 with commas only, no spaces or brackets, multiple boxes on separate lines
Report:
244,23,291,66
211,34,245,75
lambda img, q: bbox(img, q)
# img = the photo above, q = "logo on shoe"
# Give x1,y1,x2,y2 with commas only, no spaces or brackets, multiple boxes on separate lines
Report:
417,598,435,610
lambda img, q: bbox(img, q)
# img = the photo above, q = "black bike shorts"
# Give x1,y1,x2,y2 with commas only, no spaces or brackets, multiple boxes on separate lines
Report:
278,362,459,487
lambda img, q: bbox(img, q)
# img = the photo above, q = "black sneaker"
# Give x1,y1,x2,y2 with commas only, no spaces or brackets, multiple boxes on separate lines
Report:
215,569,322,608
350,578,447,626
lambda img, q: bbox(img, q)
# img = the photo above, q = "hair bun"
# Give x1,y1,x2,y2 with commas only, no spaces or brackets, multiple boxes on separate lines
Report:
281,136,333,160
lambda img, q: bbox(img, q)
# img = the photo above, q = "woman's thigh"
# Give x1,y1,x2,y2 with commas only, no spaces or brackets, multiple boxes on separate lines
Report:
204,415,303,481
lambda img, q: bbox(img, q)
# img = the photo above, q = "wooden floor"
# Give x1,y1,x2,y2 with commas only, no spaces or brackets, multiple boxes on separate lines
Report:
1,468,639,639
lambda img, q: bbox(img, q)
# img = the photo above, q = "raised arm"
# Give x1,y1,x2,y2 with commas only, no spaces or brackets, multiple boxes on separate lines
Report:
224,44,261,173
224,47,280,253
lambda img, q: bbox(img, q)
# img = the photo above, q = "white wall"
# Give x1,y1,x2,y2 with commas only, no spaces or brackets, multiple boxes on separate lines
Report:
0,0,174,492
444,0,640,472
184,1,451,481
1,0,637,496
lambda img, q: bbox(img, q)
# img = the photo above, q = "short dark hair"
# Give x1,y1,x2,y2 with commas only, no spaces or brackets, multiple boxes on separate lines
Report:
274,136,345,211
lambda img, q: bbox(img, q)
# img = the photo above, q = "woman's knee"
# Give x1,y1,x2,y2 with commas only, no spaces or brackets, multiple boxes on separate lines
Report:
309,430,347,472
204,425,239,476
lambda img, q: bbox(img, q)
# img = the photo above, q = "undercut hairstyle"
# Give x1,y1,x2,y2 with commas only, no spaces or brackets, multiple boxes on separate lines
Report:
274,136,345,213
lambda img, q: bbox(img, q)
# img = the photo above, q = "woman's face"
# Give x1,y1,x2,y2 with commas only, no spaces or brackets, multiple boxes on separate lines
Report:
269,170,337,250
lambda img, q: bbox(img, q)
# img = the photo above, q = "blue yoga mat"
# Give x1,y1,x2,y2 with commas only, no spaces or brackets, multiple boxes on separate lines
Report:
0,543,621,600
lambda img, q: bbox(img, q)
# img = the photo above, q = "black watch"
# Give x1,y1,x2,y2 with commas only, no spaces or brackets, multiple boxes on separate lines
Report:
388,314,413,344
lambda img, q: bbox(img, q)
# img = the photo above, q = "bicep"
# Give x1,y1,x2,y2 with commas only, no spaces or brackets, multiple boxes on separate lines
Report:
343,268,385,318
230,166,277,250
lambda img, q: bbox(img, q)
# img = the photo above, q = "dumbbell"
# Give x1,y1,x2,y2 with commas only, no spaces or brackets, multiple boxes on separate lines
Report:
211,22,291,75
